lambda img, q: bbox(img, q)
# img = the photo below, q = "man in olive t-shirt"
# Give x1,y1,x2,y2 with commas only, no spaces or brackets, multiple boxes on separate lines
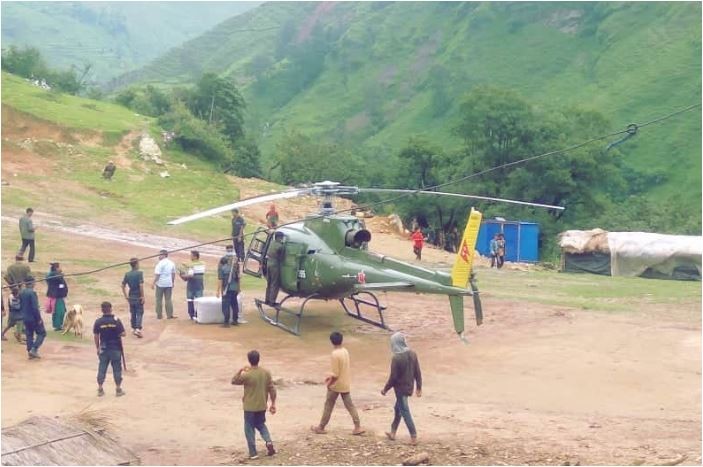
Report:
232,350,277,459
4,255,31,294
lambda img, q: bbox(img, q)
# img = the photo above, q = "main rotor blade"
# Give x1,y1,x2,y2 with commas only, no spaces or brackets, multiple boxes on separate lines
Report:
359,188,565,211
167,189,311,225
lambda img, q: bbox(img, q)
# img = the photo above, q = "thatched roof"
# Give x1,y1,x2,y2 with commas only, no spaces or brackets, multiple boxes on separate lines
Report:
2,415,139,466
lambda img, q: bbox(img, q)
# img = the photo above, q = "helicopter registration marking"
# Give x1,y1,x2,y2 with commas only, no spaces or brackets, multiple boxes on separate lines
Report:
459,240,470,263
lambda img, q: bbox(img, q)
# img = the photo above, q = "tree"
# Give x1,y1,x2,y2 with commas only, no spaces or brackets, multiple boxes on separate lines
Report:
273,131,364,185
187,73,246,144
395,137,440,189
1,46,47,78
451,86,622,222
158,101,233,163
223,138,262,178
114,85,172,117
391,138,465,246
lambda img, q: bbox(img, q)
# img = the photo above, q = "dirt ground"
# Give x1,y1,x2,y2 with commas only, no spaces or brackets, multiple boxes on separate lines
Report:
1,222,700,466
1,115,701,466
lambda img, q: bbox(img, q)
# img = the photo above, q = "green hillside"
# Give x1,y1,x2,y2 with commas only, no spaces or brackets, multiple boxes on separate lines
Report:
0,2,259,83
0,71,263,244
116,1,702,225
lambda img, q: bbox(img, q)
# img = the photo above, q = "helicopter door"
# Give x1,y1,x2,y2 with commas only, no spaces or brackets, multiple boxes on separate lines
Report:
243,228,271,278
280,242,306,293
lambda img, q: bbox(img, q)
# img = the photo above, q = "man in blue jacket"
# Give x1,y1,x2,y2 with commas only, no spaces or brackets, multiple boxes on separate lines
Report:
20,275,46,359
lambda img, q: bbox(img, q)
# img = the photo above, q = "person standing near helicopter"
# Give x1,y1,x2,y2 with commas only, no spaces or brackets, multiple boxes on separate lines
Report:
264,232,285,306
217,253,240,327
411,228,424,261
231,209,247,263
265,204,279,229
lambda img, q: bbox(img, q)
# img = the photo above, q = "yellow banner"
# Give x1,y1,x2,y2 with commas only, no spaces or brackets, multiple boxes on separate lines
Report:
451,208,482,288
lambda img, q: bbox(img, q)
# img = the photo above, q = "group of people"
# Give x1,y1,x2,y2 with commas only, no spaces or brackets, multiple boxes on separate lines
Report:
231,330,423,459
3,204,432,460
118,205,282,334
2,253,69,359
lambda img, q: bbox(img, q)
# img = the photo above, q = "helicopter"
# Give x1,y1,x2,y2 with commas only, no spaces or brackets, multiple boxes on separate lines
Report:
168,181,564,340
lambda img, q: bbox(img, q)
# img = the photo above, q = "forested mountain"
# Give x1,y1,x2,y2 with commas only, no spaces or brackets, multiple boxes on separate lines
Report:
0,2,259,82
114,2,701,227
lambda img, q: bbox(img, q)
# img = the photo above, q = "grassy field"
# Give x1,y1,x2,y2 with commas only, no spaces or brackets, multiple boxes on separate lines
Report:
2,72,144,133
476,266,701,313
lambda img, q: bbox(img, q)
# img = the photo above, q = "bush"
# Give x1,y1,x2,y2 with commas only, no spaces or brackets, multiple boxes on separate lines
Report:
158,102,233,163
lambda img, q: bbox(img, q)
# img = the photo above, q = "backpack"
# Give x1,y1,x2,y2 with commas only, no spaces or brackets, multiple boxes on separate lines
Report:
8,296,21,318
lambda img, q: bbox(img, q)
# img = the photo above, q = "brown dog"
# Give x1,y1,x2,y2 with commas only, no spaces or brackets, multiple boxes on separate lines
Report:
62,304,84,339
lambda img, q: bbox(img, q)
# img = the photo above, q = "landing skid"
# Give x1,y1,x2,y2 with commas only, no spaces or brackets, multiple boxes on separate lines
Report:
254,294,318,336
339,291,392,332
254,291,391,335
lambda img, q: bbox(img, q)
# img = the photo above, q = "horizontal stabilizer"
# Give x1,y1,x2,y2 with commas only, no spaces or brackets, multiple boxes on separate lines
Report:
354,282,414,292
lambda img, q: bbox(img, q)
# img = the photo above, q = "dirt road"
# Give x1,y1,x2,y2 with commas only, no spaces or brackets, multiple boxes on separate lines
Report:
1,223,700,466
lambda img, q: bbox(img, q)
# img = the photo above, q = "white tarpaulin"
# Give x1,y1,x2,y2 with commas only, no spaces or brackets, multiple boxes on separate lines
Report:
558,229,610,254
559,229,702,279
607,232,702,277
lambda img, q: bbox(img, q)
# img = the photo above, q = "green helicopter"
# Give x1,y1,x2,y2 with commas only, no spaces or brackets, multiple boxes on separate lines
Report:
168,181,564,340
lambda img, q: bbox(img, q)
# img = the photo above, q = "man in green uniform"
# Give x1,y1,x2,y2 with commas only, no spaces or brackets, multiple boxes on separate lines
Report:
18,208,37,262
232,350,277,459
121,258,145,337
217,254,240,327
264,232,285,306
231,208,247,262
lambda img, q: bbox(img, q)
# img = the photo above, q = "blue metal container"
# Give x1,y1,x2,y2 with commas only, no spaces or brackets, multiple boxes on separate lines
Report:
476,220,540,262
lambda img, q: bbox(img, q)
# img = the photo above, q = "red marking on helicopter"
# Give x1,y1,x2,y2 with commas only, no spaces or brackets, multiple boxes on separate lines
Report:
357,271,366,284
459,240,470,262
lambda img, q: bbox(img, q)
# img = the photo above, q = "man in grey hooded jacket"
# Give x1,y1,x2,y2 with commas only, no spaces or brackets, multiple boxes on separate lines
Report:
381,332,422,445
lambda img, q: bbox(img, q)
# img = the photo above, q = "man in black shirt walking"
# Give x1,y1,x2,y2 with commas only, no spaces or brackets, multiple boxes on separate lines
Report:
93,302,126,397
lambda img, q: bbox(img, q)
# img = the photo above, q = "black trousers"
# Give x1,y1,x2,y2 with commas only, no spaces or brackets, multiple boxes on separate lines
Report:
19,239,35,262
221,291,239,324
234,239,245,262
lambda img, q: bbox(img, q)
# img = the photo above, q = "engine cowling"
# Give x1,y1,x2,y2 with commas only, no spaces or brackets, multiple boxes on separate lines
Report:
345,229,371,248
